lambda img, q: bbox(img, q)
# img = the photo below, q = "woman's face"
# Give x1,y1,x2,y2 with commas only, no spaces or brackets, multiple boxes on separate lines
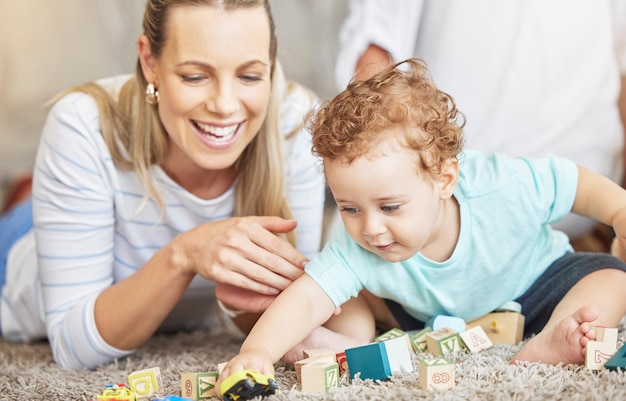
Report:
141,5,272,174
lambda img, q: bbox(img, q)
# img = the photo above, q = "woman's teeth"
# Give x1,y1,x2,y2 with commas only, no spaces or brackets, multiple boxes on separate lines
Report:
195,121,238,140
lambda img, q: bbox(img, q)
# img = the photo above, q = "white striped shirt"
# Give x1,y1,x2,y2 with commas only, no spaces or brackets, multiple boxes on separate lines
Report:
2,75,325,369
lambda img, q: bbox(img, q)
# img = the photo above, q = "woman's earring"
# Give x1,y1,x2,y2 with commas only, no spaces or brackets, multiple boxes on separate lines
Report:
145,83,159,105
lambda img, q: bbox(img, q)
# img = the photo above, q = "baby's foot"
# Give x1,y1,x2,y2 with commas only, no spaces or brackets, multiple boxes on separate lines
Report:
511,306,599,366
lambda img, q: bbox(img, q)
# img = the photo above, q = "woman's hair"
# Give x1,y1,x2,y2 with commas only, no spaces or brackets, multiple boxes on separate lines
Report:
307,58,465,179
54,0,298,244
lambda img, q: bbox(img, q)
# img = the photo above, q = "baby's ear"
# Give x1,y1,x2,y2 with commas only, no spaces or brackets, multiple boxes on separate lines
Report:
437,158,459,199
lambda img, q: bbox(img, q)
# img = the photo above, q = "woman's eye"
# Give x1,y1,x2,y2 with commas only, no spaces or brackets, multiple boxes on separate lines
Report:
240,74,263,82
181,75,205,83
381,204,400,212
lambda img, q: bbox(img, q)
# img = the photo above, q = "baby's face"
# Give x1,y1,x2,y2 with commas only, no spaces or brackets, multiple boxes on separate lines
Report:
325,144,457,262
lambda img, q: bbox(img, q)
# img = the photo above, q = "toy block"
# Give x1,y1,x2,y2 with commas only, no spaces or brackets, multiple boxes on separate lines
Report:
303,348,336,359
217,362,227,375
300,360,340,393
345,342,391,381
381,335,415,374
418,357,455,391
336,352,348,375
595,327,618,345
466,312,524,344
460,325,493,353
408,327,432,353
425,327,464,356
294,351,337,383
605,342,626,371
128,366,163,399
585,340,618,370
426,315,466,333
375,328,408,342
180,372,219,400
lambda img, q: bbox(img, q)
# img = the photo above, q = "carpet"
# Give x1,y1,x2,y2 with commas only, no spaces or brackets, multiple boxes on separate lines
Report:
2,321,626,401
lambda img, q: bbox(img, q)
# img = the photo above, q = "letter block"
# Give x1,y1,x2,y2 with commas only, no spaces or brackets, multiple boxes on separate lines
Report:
294,350,337,384
128,367,163,399
466,312,524,345
425,327,464,356
595,327,618,345
418,357,455,391
605,343,626,371
300,361,340,393
336,352,348,376
180,372,219,400
409,327,432,353
459,325,493,353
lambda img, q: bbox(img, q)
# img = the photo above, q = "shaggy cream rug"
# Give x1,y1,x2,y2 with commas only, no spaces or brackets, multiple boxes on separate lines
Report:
1,322,626,401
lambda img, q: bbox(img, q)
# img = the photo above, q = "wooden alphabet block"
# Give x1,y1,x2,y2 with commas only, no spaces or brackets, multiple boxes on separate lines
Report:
418,357,454,391
375,328,408,342
303,348,336,359
381,335,414,374
345,342,391,381
605,342,626,371
466,312,524,345
585,340,618,370
595,327,618,345
335,352,348,376
300,361,340,393
409,327,432,353
460,325,493,353
180,372,219,400
294,350,337,383
425,327,464,356
128,367,163,399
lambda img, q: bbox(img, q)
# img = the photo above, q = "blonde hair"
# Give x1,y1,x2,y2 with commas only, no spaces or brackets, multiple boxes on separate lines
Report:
53,0,299,244
307,58,465,179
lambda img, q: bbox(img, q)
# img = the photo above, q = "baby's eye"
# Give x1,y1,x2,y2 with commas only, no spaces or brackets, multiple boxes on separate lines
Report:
381,204,400,213
339,206,359,214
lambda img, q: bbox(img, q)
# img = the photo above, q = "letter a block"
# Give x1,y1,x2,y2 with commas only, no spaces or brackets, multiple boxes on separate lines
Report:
425,327,464,356
301,361,340,393
180,372,219,400
460,325,493,353
128,367,162,399
418,357,454,391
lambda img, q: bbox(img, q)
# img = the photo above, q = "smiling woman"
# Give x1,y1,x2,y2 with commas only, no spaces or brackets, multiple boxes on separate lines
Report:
0,0,344,371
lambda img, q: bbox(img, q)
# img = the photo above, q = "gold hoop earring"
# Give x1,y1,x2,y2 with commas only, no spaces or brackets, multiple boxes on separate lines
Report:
145,83,159,105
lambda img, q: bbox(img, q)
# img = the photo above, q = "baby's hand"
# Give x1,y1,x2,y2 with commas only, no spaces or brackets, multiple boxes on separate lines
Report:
216,349,274,399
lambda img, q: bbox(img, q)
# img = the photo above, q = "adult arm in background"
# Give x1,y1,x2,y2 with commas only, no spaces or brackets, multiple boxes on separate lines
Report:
334,0,423,89
32,82,324,369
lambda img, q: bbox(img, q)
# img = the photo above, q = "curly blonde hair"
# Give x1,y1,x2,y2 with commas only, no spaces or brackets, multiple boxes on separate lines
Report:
308,58,465,178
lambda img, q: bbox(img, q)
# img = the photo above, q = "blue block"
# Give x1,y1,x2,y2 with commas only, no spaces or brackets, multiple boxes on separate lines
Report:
604,343,626,371
345,342,391,381
426,315,466,333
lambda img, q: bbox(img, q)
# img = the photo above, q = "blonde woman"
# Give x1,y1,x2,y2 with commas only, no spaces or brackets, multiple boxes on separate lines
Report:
0,0,353,370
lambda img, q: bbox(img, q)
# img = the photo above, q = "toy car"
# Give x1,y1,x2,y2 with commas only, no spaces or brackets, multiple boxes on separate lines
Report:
96,383,136,401
219,370,279,401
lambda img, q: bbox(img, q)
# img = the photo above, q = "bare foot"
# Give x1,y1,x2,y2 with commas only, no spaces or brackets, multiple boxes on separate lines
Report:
282,326,365,364
511,306,599,366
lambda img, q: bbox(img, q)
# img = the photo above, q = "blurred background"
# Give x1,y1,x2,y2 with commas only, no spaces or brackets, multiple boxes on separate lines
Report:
0,0,349,198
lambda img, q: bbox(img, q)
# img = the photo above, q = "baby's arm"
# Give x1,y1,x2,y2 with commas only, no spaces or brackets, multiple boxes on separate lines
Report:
572,165,626,246
216,274,336,394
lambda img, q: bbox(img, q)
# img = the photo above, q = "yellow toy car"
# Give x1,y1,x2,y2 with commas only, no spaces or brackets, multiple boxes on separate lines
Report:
96,383,136,401
219,370,278,401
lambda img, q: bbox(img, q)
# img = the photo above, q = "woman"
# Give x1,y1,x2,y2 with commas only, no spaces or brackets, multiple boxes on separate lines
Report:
0,0,328,370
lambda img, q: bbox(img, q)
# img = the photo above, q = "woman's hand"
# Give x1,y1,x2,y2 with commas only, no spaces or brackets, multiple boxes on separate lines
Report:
174,215,307,297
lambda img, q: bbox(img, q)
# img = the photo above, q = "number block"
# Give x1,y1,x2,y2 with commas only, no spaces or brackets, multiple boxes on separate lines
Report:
595,327,618,345
301,361,340,393
418,357,455,391
585,341,618,370
128,367,163,399
180,372,219,400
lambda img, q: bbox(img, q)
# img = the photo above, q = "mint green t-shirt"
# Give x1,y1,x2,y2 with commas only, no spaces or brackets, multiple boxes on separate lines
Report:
305,150,577,321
